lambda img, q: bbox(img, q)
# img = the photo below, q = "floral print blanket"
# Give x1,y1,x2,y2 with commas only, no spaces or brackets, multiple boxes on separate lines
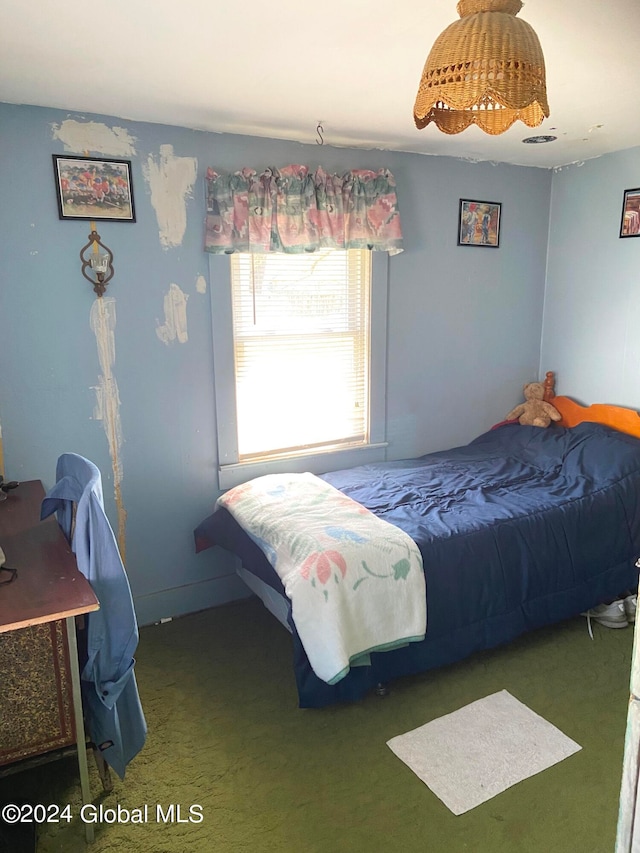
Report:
217,472,426,685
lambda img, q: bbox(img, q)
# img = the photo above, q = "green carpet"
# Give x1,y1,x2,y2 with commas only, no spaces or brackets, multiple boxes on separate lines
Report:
1,598,632,852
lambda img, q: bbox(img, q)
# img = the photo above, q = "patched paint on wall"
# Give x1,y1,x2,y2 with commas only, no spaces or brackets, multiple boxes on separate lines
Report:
90,296,127,559
143,145,197,248
51,119,137,157
156,283,189,345
196,275,207,294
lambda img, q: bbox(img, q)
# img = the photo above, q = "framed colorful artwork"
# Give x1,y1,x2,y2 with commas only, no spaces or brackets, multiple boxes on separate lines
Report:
52,154,136,221
620,188,640,238
458,199,501,248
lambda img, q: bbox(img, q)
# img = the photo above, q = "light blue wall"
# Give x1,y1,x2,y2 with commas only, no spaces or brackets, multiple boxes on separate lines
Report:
0,102,552,624
541,146,640,405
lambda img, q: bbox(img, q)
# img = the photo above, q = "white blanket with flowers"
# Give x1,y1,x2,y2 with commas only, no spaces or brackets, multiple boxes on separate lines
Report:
217,472,426,685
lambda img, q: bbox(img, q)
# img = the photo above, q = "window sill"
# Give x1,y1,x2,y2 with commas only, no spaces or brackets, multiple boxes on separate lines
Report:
217,442,388,491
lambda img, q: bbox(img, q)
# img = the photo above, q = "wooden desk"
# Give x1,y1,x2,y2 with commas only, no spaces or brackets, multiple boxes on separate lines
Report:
0,480,99,842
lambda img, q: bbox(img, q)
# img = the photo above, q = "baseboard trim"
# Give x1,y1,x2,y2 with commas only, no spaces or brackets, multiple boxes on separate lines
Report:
134,573,251,627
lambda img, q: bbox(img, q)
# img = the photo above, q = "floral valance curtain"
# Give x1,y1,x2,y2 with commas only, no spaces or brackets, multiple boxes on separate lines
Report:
204,164,403,255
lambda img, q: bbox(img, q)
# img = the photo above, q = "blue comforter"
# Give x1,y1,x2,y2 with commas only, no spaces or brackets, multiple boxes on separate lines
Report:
195,422,640,707
322,422,640,641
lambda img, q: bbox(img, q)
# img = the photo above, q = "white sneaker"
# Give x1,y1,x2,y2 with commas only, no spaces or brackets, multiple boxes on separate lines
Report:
624,595,637,623
581,600,627,639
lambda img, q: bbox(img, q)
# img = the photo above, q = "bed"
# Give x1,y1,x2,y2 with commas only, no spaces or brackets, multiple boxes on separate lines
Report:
194,375,640,708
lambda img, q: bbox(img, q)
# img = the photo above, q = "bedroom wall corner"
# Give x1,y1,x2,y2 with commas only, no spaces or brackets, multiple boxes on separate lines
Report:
541,145,640,407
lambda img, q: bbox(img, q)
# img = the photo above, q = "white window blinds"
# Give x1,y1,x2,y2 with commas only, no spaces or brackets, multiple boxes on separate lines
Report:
230,249,372,460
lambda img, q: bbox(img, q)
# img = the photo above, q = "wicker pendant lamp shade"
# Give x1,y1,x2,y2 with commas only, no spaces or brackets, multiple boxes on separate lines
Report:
413,0,549,135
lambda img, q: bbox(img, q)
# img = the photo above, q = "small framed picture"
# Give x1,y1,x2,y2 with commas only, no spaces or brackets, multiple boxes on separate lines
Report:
620,188,640,238
52,154,136,221
458,199,501,248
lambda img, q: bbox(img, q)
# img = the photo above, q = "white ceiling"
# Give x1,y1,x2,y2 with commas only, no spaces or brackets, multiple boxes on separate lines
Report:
3,0,640,169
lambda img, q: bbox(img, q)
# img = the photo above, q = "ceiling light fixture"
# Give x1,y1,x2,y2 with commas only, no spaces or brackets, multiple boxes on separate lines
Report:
413,0,549,136
522,134,557,143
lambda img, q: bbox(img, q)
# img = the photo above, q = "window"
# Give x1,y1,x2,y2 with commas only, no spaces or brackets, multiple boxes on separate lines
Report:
231,249,370,460
210,250,388,488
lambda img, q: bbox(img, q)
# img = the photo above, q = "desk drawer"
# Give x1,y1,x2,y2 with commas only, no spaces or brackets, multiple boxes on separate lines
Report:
0,620,76,765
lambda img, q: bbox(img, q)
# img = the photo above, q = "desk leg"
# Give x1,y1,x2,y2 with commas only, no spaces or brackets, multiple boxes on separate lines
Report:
65,616,94,844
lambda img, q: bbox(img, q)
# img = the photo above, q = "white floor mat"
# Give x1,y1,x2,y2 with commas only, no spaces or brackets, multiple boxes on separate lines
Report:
386,689,581,814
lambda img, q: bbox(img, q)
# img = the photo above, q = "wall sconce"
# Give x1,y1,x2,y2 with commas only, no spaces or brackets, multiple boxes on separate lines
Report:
80,230,114,297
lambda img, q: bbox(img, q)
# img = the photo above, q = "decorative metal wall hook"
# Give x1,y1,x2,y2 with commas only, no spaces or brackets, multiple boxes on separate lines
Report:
316,123,324,145
80,230,114,297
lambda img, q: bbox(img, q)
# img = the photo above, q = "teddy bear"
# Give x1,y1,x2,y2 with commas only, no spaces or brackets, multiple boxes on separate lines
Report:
505,381,562,428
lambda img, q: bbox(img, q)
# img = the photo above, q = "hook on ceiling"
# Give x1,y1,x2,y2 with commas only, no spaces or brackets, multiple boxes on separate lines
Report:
316,123,324,145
